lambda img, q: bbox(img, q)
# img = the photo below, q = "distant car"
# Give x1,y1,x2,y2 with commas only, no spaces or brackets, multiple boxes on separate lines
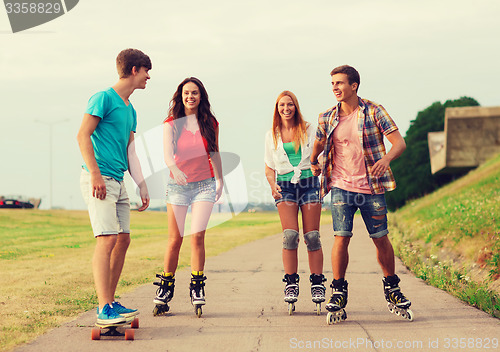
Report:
0,198,35,209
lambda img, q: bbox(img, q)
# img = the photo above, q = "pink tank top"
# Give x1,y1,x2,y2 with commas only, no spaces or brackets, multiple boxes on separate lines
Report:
331,108,371,194
165,116,216,182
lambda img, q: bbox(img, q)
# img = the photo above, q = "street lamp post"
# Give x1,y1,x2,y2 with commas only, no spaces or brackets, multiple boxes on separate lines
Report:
35,119,69,209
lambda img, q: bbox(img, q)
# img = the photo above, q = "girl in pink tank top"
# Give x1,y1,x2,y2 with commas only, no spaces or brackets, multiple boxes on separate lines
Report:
153,77,223,317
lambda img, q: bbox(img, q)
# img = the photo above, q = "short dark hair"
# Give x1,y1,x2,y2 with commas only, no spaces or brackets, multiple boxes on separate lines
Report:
330,65,360,92
116,48,152,78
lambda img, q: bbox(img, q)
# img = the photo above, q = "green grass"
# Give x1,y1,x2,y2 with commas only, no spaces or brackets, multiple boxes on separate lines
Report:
389,152,500,318
0,209,331,351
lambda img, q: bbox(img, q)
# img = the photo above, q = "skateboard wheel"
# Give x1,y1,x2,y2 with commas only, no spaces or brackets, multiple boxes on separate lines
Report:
91,328,101,340
131,318,139,329
124,329,135,340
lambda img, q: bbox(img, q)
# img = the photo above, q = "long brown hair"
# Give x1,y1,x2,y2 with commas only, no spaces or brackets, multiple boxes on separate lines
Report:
272,91,307,152
166,77,218,153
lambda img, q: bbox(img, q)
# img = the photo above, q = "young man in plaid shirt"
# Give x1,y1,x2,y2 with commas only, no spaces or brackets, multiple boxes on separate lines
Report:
311,65,413,322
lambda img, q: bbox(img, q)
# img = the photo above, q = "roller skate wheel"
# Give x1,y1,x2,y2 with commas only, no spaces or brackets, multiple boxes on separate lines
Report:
316,303,321,315
406,309,414,321
288,303,295,315
91,328,101,340
124,329,135,340
196,306,202,318
387,303,395,313
327,309,347,325
131,318,139,329
327,312,340,325
153,304,169,316
327,312,333,325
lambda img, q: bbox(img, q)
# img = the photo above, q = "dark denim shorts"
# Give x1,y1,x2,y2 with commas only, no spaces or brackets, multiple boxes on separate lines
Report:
166,177,216,206
330,187,388,238
275,176,322,207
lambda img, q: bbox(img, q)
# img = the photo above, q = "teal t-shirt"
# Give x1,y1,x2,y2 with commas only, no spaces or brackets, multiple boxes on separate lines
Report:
276,142,313,181
83,88,137,181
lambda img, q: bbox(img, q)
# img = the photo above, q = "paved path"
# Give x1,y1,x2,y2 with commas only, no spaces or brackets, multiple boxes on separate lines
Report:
16,217,500,352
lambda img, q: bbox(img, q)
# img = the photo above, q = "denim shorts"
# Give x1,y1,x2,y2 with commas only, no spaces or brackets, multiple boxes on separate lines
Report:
166,177,216,206
330,187,388,238
80,169,130,237
275,176,322,207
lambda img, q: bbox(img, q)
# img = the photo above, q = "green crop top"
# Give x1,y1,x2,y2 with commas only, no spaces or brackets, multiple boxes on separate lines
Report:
276,142,313,181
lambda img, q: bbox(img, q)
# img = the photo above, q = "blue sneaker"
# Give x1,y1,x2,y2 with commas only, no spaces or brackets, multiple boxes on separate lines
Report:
96,303,126,325
112,301,139,318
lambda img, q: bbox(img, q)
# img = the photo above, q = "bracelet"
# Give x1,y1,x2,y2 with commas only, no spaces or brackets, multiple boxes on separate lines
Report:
310,159,319,165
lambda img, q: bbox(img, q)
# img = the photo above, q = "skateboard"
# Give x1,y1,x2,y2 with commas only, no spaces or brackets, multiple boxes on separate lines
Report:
91,317,139,340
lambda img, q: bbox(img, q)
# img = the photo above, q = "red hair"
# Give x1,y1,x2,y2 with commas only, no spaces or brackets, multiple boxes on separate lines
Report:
272,91,307,152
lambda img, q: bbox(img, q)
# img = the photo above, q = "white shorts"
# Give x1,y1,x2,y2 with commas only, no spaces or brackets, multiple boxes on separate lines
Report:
80,169,130,237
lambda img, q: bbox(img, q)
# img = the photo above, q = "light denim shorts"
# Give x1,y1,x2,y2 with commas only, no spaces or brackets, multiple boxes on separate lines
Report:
275,176,322,207
80,169,130,237
166,177,216,206
331,187,388,239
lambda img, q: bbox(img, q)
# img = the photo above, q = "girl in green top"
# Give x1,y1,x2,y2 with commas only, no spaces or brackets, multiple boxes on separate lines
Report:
264,91,326,315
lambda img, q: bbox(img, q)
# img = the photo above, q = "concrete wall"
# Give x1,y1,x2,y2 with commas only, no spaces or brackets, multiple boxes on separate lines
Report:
428,106,500,174
428,131,446,174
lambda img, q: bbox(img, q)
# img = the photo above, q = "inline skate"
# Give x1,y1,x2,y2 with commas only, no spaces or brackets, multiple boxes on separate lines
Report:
383,275,414,321
153,273,175,316
326,279,348,325
310,274,326,315
190,273,207,318
283,273,299,315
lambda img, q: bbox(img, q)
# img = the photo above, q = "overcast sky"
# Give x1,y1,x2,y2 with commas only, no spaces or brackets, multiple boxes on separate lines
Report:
1,0,499,210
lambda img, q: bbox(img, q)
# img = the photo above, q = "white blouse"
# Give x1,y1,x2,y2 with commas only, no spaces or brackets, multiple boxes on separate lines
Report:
264,123,315,184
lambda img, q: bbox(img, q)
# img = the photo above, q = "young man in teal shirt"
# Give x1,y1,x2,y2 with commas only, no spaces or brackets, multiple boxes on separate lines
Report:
77,48,151,324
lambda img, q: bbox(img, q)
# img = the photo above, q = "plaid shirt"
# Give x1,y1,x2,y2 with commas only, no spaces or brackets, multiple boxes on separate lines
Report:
316,97,399,198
